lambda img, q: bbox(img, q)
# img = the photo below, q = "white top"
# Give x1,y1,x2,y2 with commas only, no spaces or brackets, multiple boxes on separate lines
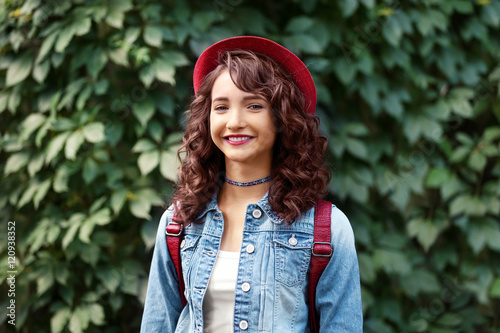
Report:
203,250,240,333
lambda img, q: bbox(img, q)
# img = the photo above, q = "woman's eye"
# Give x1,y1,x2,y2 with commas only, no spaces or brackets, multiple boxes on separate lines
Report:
214,105,228,111
248,104,263,110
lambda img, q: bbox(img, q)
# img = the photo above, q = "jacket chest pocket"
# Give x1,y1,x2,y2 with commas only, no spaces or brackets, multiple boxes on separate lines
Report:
273,232,312,286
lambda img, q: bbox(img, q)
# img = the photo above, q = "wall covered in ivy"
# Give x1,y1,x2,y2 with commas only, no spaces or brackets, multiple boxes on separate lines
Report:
1,0,499,332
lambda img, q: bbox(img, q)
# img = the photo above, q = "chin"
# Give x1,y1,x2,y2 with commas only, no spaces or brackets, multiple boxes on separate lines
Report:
224,154,254,163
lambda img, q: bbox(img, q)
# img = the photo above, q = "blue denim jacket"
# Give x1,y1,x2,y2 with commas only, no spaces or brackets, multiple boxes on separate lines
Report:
141,190,363,332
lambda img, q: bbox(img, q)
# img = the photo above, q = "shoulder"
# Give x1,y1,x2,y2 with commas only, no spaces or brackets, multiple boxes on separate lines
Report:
330,204,355,247
158,204,176,232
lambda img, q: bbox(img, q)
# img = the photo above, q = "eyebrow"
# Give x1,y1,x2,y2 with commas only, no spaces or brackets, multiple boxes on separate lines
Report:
212,95,265,103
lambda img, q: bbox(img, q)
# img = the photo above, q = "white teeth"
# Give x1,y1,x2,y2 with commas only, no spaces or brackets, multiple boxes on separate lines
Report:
227,136,251,141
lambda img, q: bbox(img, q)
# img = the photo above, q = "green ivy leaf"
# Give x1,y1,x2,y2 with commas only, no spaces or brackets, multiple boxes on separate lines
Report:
108,47,129,67
415,12,434,36
33,59,51,83
62,219,81,250
148,120,163,143
54,165,71,193
86,303,105,326
160,149,179,182
73,17,92,36
283,34,323,55
55,25,76,53
125,27,141,45
373,249,411,275
382,17,403,46
154,58,176,85
132,139,156,153
192,11,218,31
358,253,376,283
37,32,59,63
141,219,158,251
65,131,85,160
339,0,359,17
36,269,55,295
94,78,109,95
407,218,439,252
45,132,71,165
143,26,163,47
345,137,368,159
92,208,112,226
454,1,474,14
160,50,190,67
468,223,488,254
360,0,375,9
69,306,90,333
79,218,95,244
111,189,128,215
96,266,121,293
106,122,124,147
27,153,44,178
129,199,151,219
425,168,450,187
4,152,30,175
86,47,108,79
83,158,99,184
382,93,403,119
450,146,471,163
59,284,74,305
34,179,52,210
138,150,160,175
482,126,500,142
50,307,71,333
132,97,156,129
468,151,487,172
82,122,105,143
490,277,500,298
79,243,101,266
139,65,155,88
285,16,315,33
0,90,9,113
105,0,133,28
401,269,440,296
8,85,22,112
6,52,33,86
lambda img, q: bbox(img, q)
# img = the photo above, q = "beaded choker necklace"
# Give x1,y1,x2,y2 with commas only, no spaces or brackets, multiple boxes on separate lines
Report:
225,174,272,187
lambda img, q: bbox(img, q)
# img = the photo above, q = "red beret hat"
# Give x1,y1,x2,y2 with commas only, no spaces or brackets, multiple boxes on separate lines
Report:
193,36,317,115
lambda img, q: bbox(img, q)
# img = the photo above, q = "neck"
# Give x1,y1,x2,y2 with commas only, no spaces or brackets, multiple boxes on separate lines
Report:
219,160,271,203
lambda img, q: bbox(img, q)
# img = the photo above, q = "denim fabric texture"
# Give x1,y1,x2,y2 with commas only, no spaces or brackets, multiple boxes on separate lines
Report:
140,190,363,332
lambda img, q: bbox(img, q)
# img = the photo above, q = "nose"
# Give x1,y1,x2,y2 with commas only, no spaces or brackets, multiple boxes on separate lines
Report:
226,108,246,130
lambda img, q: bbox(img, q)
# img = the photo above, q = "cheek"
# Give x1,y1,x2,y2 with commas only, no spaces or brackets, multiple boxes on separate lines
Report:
268,131,277,148
264,116,277,143
209,115,220,144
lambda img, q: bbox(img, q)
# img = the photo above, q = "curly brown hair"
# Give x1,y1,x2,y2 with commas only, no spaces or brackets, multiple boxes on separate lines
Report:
170,49,330,224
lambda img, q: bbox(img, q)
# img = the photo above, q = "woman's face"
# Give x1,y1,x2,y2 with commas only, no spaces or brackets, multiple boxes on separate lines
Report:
209,70,276,168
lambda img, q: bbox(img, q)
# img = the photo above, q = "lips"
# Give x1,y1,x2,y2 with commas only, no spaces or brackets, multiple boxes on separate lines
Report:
223,135,255,145
225,136,252,141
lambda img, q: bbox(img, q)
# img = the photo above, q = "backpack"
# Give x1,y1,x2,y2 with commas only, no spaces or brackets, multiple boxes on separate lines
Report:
166,198,333,333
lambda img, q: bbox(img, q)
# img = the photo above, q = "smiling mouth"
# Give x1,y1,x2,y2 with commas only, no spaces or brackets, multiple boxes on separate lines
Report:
225,136,254,142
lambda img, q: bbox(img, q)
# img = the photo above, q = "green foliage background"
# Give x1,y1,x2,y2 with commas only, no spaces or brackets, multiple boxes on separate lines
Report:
1,0,500,332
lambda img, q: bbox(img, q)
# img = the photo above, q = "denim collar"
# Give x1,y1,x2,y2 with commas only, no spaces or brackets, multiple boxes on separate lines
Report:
195,189,284,224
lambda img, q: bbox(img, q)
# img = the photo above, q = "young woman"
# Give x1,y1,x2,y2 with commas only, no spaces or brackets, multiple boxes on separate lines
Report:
141,36,363,332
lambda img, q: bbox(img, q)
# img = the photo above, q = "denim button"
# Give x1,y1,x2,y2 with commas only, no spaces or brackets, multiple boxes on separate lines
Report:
180,239,186,248
241,282,251,292
288,235,297,246
239,320,248,330
246,244,255,253
252,208,262,219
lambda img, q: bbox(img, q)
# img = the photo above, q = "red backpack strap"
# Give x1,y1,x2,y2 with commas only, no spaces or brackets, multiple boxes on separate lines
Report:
166,212,187,307
309,198,333,333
